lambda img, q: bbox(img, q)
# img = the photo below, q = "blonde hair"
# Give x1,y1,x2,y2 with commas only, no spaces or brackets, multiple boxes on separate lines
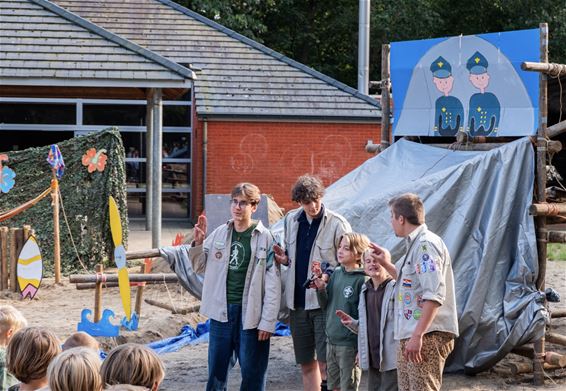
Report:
0,305,27,335
340,233,370,265
62,331,99,351
101,343,164,390
48,347,102,391
105,386,150,391
231,182,261,205
7,327,61,383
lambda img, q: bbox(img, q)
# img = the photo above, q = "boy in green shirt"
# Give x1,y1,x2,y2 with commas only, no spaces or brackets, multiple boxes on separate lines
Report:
0,306,27,391
315,233,369,391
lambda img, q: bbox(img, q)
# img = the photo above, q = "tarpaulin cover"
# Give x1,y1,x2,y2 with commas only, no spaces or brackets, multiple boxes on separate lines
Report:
323,137,548,373
147,320,291,354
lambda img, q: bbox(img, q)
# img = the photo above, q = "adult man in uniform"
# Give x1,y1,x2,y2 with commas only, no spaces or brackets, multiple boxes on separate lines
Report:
430,56,464,136
371,193,458,391
467,51,500,136
273,175,351,391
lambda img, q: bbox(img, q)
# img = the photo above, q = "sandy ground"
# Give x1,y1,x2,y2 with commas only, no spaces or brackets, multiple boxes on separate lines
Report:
2,223,566,390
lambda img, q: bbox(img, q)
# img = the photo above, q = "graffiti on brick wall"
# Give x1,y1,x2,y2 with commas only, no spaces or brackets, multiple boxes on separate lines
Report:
229,133,268,174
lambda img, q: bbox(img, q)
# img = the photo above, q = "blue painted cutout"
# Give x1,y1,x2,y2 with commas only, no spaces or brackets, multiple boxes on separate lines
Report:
121,311,139,331
77,308,119,337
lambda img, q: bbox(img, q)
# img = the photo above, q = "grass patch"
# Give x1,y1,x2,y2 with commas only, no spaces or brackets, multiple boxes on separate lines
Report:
548,243,566,261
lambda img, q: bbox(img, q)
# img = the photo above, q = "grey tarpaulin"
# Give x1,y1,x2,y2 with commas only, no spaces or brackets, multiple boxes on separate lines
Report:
159,244,203,300
322,137,548,373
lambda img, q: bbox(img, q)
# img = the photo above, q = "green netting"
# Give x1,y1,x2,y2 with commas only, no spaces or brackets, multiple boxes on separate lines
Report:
0,127,128,275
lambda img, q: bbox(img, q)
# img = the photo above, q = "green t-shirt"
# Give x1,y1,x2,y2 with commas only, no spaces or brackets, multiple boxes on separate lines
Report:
226,222,257,304
0,347,18,390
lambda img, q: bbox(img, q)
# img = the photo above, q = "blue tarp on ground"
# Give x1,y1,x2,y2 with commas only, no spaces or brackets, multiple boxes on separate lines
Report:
148,321,291,354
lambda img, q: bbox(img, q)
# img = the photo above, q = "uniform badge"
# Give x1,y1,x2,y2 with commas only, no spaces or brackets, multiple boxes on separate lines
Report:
416,295,424,308
403,293,412,305
404,309,413,320
413,309,422,320
343,286,354,298
215,251,222,259
402,279,412,288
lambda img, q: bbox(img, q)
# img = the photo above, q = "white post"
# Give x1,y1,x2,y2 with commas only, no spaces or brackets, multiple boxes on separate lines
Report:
151,89,162,248
358,0,370,94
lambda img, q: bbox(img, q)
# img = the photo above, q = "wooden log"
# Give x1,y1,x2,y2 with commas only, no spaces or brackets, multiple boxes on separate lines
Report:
69,273,179,284
52,174,61,284
134,259,152,316
546,332,566,346
511,345,534,359
508,361,560,375
529,203,566,216
144,298,200,315
521,61,566,74
126,249,161,260
379,43,391,151
551,309,566,318
75,280,167,290
547,119,566,139
9,228,18,292
94,264,103,323
549,231,566,243
0,227,8,290
546,352,566,367
22,225,31,241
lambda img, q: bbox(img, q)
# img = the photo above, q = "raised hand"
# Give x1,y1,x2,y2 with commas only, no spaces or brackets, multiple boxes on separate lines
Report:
369,242,391,266
194,214,207,245
272,243,289,266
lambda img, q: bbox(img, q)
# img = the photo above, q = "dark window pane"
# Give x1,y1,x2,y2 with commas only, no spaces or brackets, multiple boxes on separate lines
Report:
0,130,74,152
0,103,75,124
163,105,191,127
83,104,146,126
122,132,146,158
163,193,190,218
163,133,190,159
163,163,190,188
127,193,146,218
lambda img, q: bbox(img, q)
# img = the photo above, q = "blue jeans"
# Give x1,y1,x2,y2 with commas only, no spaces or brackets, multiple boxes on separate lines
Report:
207,304,270,391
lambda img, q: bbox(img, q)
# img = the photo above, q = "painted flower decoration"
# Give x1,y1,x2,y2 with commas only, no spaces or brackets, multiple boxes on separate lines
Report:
82,148,108,173
0,166,16,194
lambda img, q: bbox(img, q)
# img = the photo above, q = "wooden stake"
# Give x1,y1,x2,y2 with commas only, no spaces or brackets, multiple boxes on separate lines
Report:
0,227,8,290
22,225,31,241
9,228,18,292
546,332,566,346
51,174,61,284
94,264,103,323
380,43,391,151
134,258,152,316
144,298,199,315
126,249,160,260
69,273,178,284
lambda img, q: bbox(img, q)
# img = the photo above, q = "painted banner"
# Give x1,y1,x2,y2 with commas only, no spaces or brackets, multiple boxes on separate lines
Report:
391,28,539,137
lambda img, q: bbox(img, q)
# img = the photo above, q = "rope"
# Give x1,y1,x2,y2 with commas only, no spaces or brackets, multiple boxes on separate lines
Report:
0,186,51,223
162,273,178,314
58,187,89,272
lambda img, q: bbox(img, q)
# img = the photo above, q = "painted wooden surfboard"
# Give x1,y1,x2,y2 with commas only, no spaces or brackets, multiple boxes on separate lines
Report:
17,236,43,299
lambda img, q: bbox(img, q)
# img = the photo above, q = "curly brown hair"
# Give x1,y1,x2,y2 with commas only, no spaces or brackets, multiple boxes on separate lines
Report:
291,174,325,203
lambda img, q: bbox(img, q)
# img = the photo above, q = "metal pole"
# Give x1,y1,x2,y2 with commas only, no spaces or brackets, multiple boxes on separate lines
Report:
151,89,163,248
533,22,548,387
357,0,370,94
145,89,154,231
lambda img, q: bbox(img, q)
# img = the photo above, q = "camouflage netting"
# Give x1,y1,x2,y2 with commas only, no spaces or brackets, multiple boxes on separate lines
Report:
0,127,128,275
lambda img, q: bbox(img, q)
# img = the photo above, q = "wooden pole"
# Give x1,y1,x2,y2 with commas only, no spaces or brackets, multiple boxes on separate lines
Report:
8,228,16,292
126,249,160,260
529,203,566,216
533,22,549,387
134,258,152,316
0,227,7,290
521,61,566,74
144,298,200,315
379,43,391,151
22,225,31,241
94,264,103,323
76,280,165,290
546,332,566,346
549,231,566,243
51,173,61,284
551,309,566,318
546,119,566,139
69,273,179,284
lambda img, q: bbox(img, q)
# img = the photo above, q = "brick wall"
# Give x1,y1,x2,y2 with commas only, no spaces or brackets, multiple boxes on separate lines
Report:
191,119,380,217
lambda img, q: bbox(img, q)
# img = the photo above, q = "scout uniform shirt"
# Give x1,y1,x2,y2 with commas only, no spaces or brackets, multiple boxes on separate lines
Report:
394,224,459,340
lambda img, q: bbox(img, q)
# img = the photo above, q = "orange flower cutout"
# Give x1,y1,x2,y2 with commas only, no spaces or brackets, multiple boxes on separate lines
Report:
81,148,108,173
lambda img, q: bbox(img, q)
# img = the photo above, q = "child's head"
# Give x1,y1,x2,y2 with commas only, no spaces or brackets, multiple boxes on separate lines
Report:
363,249,390,281
62,331,99,351
101,343,165,391
0,305,27,345
338,233,370,267
105,386,150,391
47,347,103,391
7,327,61,385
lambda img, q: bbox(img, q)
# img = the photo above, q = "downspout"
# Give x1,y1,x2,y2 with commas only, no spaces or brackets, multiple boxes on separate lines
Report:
202,119,208,214
357,0,370,94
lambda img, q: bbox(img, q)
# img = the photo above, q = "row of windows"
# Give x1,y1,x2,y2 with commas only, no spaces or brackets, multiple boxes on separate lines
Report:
0,103,191,127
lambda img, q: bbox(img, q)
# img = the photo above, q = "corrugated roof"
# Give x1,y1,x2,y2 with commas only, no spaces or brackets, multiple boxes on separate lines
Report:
0,0,194,88
51,0,381,121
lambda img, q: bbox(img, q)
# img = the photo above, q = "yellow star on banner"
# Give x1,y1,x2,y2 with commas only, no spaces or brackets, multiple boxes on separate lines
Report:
442,107,446,112
475,57,480,64
438,61,444,68
477,107,482,112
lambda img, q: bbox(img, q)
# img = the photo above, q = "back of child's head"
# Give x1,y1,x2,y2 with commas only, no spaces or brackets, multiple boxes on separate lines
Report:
101,343,164,390
340,232,370,264
0,305,27,338
47,347,102,391
7,326,61,384
105,385,150,391
62,331,99,351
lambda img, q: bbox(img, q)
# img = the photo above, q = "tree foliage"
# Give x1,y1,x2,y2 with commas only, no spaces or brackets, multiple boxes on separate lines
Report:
173,0,566,88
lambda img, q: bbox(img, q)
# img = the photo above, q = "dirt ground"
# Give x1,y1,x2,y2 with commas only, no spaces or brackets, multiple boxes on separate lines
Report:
2,231,566,390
